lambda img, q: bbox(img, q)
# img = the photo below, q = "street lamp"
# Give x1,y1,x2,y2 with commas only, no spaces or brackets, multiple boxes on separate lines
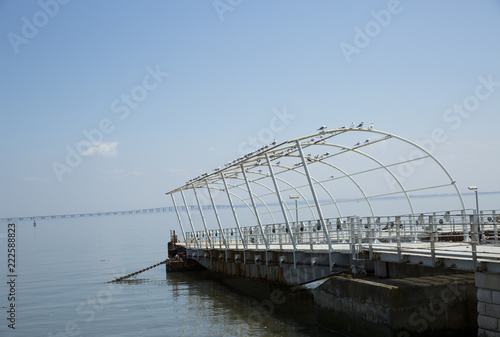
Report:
468,186,480,237
289,195,299,225
468,186,479,217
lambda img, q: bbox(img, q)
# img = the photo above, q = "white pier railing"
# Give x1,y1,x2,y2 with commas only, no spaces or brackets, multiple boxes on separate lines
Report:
184,209,500,272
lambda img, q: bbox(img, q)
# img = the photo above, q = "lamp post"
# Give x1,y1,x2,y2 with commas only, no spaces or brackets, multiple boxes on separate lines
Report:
468,186,479,217
468,186,480,238
289,195,299,225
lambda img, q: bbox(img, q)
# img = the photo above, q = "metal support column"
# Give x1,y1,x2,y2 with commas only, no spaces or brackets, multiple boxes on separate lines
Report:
192,185,213,249
180,189,200,249
241,164,270,251
429,215,436,267
296,140,333,270
462,209,469,242
221,173,247,250
264,155,296,268
493,210,498,244
367,217,373,260
349,217,356,263
470,213,478,271
396,216,402,263
205,180,228,253
170,194,188,245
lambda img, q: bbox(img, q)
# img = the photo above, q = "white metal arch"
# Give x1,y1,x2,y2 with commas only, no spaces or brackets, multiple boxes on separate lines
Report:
323,142,415,215
166,127,465,235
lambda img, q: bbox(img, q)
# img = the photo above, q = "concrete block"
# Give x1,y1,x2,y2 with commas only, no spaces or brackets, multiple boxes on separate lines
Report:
493,290,500,304
486,303,500,319
478,302,487,315
374,260,387,277
340,297,353,314
478,314,498,331
476,272,500,291
478,328,500,337
479,289,493,303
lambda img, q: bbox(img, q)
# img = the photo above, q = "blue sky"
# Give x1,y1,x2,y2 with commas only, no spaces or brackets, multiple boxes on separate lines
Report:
1,0,499,217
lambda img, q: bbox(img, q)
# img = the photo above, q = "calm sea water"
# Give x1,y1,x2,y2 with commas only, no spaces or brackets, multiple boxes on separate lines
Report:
0,214,336,337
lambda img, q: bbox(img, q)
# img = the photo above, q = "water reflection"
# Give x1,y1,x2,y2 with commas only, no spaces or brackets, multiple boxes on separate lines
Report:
165,270,337,337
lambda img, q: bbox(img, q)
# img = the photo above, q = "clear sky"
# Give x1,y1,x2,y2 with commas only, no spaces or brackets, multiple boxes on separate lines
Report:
1,0,499,218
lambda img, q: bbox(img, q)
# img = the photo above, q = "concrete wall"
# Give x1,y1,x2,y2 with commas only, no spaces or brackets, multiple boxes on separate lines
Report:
476,272,500,337
187,248,351,284
314,273,477,337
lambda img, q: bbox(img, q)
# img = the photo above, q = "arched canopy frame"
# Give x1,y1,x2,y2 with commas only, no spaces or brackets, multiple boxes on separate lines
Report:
166,127,465,237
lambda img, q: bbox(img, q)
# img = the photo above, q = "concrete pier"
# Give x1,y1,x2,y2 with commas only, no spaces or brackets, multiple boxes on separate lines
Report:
476,272,500,337
191,248,349,284
314,272,477,337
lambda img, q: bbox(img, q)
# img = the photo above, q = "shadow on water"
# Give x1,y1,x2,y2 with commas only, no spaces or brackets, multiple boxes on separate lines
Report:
164,269,341,337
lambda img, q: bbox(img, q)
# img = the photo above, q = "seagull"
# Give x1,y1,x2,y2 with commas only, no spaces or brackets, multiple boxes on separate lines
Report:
276,161,280,165
317,125,327,132
350,122,355,128
369,123,373,130
340,125,347,129
357,122,364,128
364,138,370,144
444,211,451,222
271,139,277,145
324,152,329,156
355,141,360,146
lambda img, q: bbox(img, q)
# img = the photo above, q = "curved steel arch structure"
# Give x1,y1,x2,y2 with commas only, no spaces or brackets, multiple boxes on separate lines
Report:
166,127,465,243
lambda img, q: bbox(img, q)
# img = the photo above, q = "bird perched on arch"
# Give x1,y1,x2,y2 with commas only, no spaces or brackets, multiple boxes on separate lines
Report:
317,125,327,132
357,122,364,128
